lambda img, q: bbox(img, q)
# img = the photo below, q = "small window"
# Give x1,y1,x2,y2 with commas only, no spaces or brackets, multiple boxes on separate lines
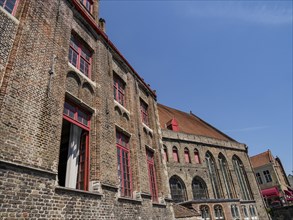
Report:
249,205,258,220
231,204,240,219
116,131,132,197
184,148,191,163
172,146,179,163
263,170,272,183
194,149,200,164
146,149,158,202
113,74,126,106
241,205,249,219
256,172,263,184
163,145,168,162
69,34,92,78
214,205,225,220
0,0,18,15
140,99,149,126
80,0,93,13
200,206,211,220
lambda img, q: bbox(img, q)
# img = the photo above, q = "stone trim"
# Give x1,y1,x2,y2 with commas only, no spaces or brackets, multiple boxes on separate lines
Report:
55,186,103,197
153,202,167,208
117,196,142,204
114,100,130,119
68,62,96,87
65,91,96,113
0,6,19,24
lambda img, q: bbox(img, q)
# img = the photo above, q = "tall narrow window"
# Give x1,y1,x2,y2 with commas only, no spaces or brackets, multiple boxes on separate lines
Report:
192,177,208,199
184,148,191,163
206,152,223,199
0,0,18,15
163,145,169,162
58,101,91,191
113,74,125,106
231,205,240,219
69,34,92,78
116,131,132,197
169,176,187,203
80,0,93,13
242,205,249,220
200,206,211,220
146,149,158,202
140,99,149,126
232,156,253,201
249,205,258,220
194,148,200,164
256,172,263,184
218,154,235,199
263,170,272,183
214,205,225,220
173,146,179,163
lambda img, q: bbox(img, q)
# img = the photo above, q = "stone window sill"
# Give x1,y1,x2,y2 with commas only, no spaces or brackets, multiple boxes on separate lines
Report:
55,186,103,197
0,6,19,24
142,122,153,136
117,196,142,204
68,62,96,87
114,100,130,119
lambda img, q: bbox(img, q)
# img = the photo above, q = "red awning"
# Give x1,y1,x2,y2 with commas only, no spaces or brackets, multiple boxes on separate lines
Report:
262,187,279,198
284,190,293,196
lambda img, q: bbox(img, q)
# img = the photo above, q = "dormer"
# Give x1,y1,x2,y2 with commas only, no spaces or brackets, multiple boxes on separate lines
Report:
166,118,179,132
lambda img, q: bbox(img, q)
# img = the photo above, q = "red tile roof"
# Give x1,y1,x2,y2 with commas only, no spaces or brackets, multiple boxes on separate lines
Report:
250,150,274,168
157,103,235,142
173,204,200,218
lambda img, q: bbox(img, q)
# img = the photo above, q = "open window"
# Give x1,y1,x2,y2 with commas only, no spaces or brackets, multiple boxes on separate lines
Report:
58,101,91,191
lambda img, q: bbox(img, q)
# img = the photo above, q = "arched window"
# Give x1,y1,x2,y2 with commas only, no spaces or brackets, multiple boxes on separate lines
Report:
163,145,168,162
241,205,249,220
173,146,179,163
214,205,225,220
192,176,208,199
200,205,211,220
184,148,191,163
169,176,187,203
249,205,258,220
218,153,236,198
194,148,200,164
232,155,253,201
231,204,240,219
206,152,223,199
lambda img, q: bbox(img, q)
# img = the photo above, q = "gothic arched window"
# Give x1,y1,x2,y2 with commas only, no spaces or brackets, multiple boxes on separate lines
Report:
194,148,200,164
173,146,179,163
192,176,208,199
169,176,187,203
214,205,225,220
200,205,211,220
163,145,168,162
184,148,191,163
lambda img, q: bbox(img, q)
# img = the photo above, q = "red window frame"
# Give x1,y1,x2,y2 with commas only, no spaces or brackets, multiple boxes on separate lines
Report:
80,0,93,14
116,131,132,197
163,146,168,162
69,34,92,78
146,149,158,202
184,148,191,163
194,149,200,164
113,75,126,106
0,0,18,15
140,100,149,125
63,101,91,190
173,147,179,163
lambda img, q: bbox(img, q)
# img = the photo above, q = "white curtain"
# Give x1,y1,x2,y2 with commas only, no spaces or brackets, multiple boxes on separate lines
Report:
65,124,82,188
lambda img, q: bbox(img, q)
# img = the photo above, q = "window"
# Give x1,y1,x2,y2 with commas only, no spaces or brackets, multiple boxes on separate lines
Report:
0,0,18,15
249,205,258,220
169,176,187,203
256,172,263,184
80,0,93,13
192,177,208,199
166,118,179,131
232,156,253,201
200,206,210,220
231,205,240,219
58,101,91,191
184,148,191,163
69,34,92,78
241,205,249,220
173,146,179,163
263,170,272,183
163,145,168,162
194,149,200,164
146,149,158,202
140,99,149,125
116,131,132,197
206,152,223,199
113,74,126,106
218,154,235,199
214,205,225,220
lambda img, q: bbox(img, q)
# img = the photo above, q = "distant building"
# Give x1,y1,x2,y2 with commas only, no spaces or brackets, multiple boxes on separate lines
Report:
250,150,293,207
289,174,293,187
158,104,269,220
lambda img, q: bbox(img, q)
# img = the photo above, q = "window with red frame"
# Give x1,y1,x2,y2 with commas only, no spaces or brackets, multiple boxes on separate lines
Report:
69,34,92,78
116,131,132,197
80,0,93,14
113,74,126,106
140,99,149,125
194,149,200,164
58,101,91,191
184,148,191,163
163,145,169,162
173,146,179,163
0,0,18,15
146,149,158,202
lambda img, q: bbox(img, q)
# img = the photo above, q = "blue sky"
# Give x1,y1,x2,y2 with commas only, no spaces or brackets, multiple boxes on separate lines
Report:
100,1,293,175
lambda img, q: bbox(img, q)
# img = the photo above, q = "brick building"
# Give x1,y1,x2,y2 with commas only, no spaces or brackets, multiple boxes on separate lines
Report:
0,0,269,220
158,104,269,220
250,150,293,208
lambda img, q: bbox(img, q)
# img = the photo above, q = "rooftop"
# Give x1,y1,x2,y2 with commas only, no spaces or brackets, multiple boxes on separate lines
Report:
250,150,274,168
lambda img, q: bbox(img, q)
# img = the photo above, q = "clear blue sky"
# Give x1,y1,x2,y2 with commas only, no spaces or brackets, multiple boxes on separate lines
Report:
100,1,293,175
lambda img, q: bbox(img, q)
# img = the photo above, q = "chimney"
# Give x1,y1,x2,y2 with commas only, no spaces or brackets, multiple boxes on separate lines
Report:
99,18,106,32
